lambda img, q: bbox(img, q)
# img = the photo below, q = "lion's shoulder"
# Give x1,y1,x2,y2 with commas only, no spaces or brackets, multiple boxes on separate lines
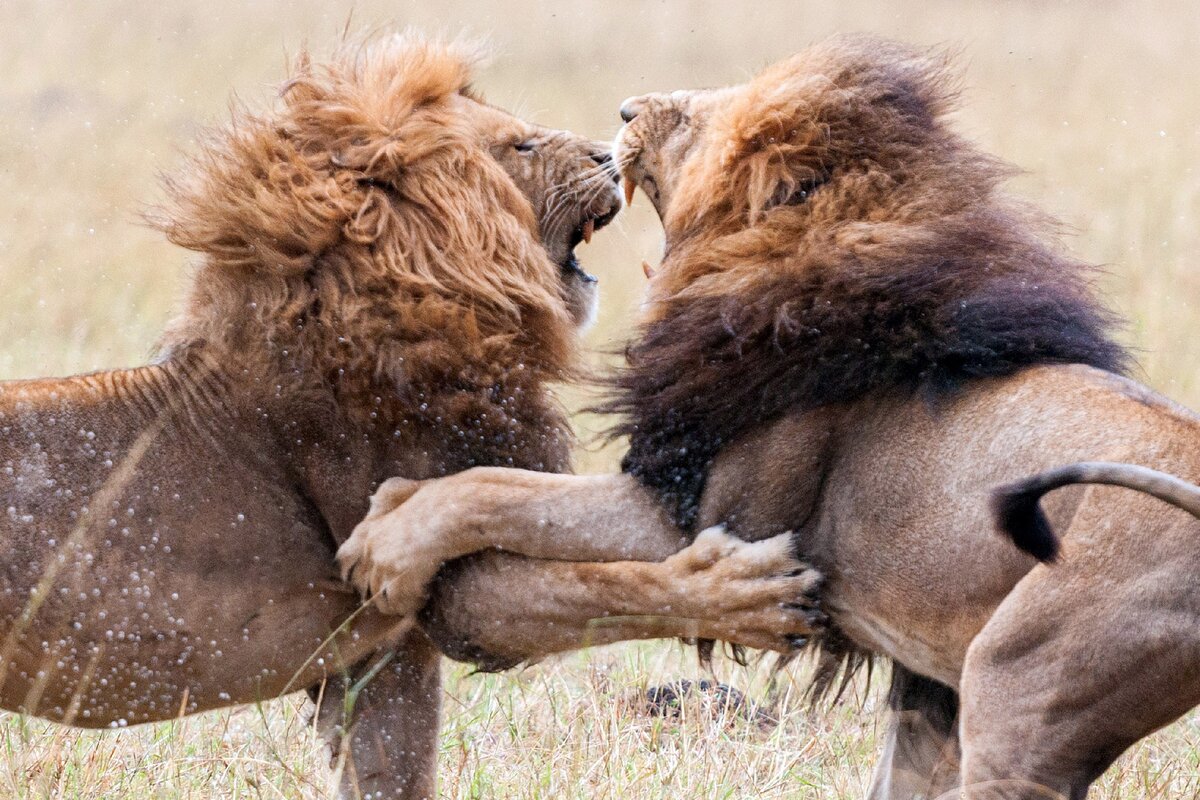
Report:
1008,364,1200,426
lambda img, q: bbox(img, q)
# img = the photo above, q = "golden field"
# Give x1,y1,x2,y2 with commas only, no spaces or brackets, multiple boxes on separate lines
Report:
1,0,1199,797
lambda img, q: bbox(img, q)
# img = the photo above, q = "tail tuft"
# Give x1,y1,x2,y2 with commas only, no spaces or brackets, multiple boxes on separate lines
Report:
990,480,1060,563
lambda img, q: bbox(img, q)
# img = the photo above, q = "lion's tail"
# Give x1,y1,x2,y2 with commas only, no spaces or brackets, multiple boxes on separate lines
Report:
991,461,1200,563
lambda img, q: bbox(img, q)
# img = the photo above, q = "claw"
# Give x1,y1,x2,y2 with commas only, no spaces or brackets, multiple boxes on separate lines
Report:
339,548,362,585
782,600,820,611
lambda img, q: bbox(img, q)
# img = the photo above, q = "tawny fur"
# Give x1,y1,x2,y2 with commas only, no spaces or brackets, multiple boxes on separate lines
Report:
608,38,1200,799
605,36,1126,529
0,33,580,799
350,36,1200,800
0,32,826,800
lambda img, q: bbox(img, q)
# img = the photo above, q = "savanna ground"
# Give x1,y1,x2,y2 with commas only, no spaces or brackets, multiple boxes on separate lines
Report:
1,0,1199,797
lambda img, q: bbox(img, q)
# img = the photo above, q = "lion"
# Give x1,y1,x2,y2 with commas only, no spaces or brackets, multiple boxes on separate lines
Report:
340,35,1200,799
0,33,823,800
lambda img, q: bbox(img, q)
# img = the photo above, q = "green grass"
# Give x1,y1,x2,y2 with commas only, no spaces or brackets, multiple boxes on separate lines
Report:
2,0,1199,796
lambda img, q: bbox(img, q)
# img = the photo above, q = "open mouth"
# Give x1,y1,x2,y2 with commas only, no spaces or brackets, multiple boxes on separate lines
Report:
561,205,619,283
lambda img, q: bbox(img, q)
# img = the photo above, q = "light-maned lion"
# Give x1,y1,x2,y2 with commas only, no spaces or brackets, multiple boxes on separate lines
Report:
0,34,822,800
342,36,1200,799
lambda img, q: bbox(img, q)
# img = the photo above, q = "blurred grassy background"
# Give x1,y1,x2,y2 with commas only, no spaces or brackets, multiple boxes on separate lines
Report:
2,0,1199,797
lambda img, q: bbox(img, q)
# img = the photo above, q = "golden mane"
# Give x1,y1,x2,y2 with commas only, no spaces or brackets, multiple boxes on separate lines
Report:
153,33,576,422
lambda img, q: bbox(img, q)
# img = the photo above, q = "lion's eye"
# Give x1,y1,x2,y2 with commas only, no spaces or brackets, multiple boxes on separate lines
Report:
514,141,536,153
768,175,827,211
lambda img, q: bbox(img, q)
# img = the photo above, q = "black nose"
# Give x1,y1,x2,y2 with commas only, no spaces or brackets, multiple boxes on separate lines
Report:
621,95,653,124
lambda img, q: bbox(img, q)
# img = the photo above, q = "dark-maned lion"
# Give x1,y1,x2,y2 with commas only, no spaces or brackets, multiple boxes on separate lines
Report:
0,33,821,800
342,36,1200,799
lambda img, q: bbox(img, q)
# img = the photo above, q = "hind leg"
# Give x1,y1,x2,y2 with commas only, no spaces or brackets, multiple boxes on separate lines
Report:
312,627,442,800
959,502,1200,799
868,666,961,800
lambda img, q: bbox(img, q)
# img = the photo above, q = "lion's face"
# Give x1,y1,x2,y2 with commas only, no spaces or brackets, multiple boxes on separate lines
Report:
464,97,620,328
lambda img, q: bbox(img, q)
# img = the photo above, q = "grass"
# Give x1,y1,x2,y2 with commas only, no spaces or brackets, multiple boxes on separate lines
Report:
2,0,1199,796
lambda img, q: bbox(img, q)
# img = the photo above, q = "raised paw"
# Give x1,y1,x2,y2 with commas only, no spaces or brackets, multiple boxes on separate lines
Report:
664,526,826,654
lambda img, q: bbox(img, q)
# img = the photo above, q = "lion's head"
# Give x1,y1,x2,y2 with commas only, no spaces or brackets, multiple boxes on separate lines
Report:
607,36,1128,528
614,35,1000,308
155,33,619,424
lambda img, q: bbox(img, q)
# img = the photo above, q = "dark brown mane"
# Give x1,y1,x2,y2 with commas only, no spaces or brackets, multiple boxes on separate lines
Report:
604,38,1131,529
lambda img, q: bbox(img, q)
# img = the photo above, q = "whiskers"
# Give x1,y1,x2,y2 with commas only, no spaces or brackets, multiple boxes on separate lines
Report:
541,152,637,247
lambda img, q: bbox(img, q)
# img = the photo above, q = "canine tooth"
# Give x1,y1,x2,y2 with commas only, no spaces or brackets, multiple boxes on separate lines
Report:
582,218,595,244
624,180,636,206
642,260,656,279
